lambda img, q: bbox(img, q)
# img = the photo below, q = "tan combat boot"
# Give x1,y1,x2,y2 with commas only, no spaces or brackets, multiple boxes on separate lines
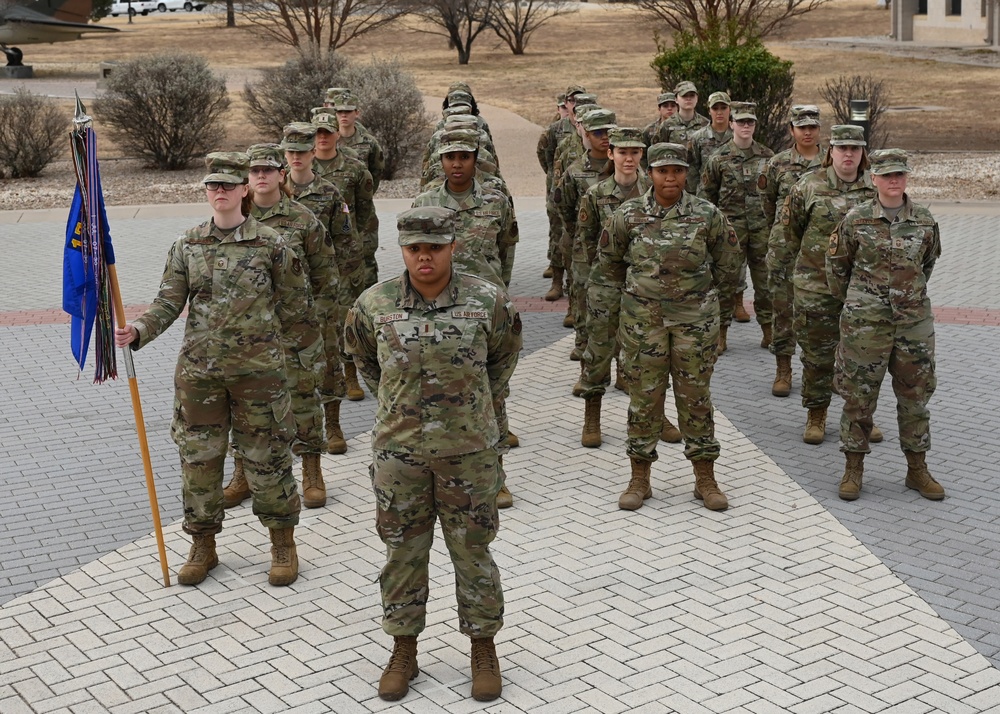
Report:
904,451,945,500
660,416,682,443
542,264,553,279
581,396,602,448
324,401,347,455
544,267,564,301
614,359,626,391
573,362,586,397
772,355,792,397
378,636,419,701
760,323,772,349
302,453,326,508
692,460,728,511
733,293,751,322
506,431,520,448
569,346,582,361
838,452,865,501
223,457,251,508
177,533,218,586
344,361,365,401
496,484,513,509
562,306,574,328
717,325,728,355
268,527,299,586
618,457,652,510
803,407,827,445
870,423,884,443
471,637,502,701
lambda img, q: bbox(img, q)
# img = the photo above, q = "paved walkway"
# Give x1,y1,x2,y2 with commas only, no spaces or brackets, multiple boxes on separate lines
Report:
3,193,1000,712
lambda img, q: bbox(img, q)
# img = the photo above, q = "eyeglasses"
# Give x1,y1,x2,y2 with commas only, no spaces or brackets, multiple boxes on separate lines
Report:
205,182,241,192
734,119,756,127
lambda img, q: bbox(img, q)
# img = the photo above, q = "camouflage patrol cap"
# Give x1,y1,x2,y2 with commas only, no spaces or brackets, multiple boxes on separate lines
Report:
573,93,598,108
331,91,357,111
246,143,284,169
609,127,645,149
731,101,757,121
573,102,601,121
312,109,339,133
438,128,479,154
790,105,821,127
324,87,350,104
647,142,689,168
581,108,616,132
674,80,698,96
203,152,249,184
829,124,866,146
869,148,911,175
448,81,472,95
708,91,732,107
657,92,677,106
557,93,567,107
443,105,472,119
281,122,316,151
565,85,587,98
448,90,474,108
444,113,478,126
397,206,456,246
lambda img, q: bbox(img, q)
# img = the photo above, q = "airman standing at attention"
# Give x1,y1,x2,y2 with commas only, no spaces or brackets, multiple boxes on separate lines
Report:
685,91,732,193
346,207,521,703
312,107,375,402
641,92,678,147
654,81,709,146
332,90,385,290
582,143,741,512
760,105,824,398
828,149,943,502
699,101,774,352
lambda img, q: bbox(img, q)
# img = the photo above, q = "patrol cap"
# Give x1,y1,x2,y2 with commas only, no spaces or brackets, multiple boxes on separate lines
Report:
203,151,249,184
246,143,284,169
281,122,316,151
573,102,601,121
557,93,567,107
443,105,471,118
573,93,598,108
325,87,350,104
438,128,479,154
444,113,478,126
657,92,677,106
565,84,587,98
331,90,357,111
869,148,911,175
582,108,616,132
448,90,474,107
312,109,339,133
609,127,645,149
448,81,472,95
674,80,698,96
397,206,456,246
731,101,757,121
647,142,689,168
708,91,731,107
790,105,821,126
829,124,866,146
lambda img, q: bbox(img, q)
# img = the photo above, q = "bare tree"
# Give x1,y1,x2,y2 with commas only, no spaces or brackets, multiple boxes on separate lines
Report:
411,0,496,65
239,0,411,55
819,74,892,150
489,0,574,55
637,0,834,45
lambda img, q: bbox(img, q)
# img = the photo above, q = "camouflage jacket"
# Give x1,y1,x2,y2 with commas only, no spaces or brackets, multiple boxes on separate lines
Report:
339,122,385,192
345,270,522,457
538,116,575,180
698,139,774,234
641,118,665,148
653,112,710,146
555,152,613,246
686,125,732,194
575,172,650,264
313,152,375,264
291,172,362,278
421,127,496,178
774,166,875,295
250,194,339,322
758,146,825,228
552,130,585,189
589,189,742,328
412,180,518,289
828,195,940,324
131,216,317,376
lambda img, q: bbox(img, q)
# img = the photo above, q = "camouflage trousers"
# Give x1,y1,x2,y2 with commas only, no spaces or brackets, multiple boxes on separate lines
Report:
571,259,591,355
172,366,300,535
736,225,772,326
835,317,936,454
285,338,326,455
362,216,380,290
793,289,843,409
320,304,347,404
619,295,721,463
372,448,504,638
767,227,796,356
545,193,566,269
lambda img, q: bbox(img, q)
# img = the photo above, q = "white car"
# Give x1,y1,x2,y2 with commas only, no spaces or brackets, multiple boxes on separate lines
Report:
152,0,208,11
109,1,158,16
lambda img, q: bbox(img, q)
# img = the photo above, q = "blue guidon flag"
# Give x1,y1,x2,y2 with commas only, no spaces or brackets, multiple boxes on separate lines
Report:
62,124,117,383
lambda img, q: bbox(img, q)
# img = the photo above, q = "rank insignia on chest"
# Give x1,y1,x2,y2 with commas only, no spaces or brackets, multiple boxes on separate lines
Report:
214,257,228,270
419,322,434,338
376,312,407,324
453,309,488,319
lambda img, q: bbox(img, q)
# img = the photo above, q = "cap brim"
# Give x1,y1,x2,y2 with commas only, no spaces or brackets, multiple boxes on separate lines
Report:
248,160,282,168
281,142,314,151
203,173,244,184
439,143,478,154
830,140,866,146
872,164,911,175
792,117,821,126
648,159,689,168
611,140,646,148
732,114,757,122
333,104,357,111
585,123,616,132
398,232,454,246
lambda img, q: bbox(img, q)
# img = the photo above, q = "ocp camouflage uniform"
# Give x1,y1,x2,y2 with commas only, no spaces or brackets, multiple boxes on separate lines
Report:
828,195,940,454
773,165,875,409
412,179,518,289
699,136,775,326
131,215,315,534
538,110,579,271
345,253,522,639
340,120,385,290
583,189,741,462
653,112,709,147
422,125,496,182
686,124,732,193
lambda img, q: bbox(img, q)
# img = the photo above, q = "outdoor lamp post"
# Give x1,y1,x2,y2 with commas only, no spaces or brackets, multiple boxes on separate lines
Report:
850,99,871,146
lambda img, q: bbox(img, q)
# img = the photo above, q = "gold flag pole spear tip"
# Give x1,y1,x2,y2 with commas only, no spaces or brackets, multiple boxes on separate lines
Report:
73,85,172,586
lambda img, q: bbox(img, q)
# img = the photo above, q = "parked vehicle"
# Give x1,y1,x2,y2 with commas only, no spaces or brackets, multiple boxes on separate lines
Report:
109,1,158,16
153,0,207,11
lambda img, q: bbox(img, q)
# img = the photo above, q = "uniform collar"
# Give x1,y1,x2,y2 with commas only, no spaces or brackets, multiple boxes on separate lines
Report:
824,166,874,191
643,188,694,218
397,270,466,310
438,179,484,210
250,194,291,221
209,216,253,243
873,194,915,222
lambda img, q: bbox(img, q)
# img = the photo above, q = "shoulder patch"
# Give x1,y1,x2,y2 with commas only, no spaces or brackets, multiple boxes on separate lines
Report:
828,232,839,255
599,228,610,248
375,312,407,324
757,174,768,191
512,311,522,335
291,257,303,275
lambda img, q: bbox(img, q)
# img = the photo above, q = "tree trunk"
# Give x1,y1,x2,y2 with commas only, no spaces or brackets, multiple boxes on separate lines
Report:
226,0,235,27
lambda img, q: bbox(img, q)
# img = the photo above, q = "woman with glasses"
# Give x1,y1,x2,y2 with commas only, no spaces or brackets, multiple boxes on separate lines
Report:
114,152,318,588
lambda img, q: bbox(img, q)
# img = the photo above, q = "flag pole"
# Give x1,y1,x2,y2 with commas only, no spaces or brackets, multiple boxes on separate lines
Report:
74,93,171,587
